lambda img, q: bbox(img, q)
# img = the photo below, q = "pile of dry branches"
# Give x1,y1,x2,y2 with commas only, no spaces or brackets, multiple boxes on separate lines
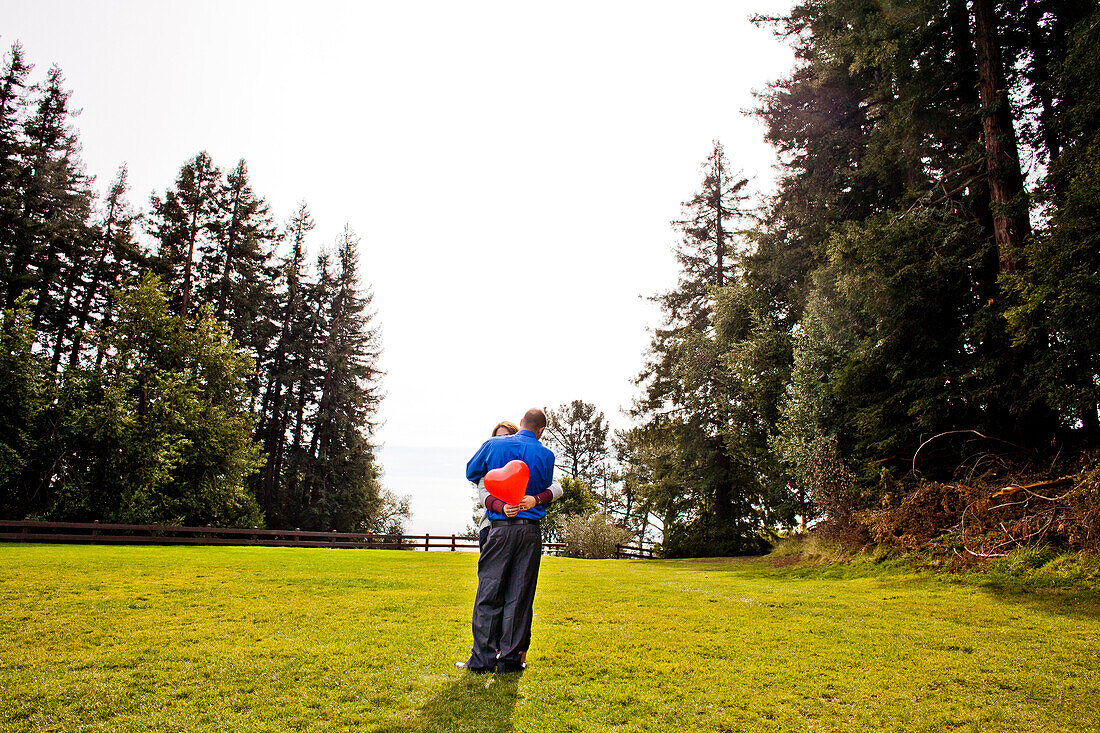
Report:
864,457,1100,558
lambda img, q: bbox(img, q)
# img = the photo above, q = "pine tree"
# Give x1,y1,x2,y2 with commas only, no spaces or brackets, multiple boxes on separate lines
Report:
633,141,767,556
254,202,315,524
64,166,143,369
5,65,95,363
738,0,1097,526
196,158,278,400
545,400,610,486
1004,6,1100,440
300,226,383,531
147,152,220,320
0,42,31,286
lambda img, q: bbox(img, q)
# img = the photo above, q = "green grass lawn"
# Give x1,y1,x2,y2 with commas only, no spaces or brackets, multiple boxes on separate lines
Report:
1,544,1098,732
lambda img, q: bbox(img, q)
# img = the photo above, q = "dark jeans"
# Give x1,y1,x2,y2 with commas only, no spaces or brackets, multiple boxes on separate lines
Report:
478,526,489,553
467,522,541,672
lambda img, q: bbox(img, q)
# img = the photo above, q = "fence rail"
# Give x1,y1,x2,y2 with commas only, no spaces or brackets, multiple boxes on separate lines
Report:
614,543,659,559
0,520,579,554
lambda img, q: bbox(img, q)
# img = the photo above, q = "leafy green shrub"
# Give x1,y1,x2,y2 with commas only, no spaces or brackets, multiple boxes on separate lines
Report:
541,477,600,542
561,512,632,559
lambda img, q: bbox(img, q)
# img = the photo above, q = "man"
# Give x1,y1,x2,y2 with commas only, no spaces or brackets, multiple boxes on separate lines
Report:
460,407,556,674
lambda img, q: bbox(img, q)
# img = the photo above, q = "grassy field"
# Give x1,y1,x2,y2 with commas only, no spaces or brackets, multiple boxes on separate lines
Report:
1,544,1098,733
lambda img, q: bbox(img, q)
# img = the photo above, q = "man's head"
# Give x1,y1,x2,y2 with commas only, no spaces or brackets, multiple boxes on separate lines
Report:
519,407,547,438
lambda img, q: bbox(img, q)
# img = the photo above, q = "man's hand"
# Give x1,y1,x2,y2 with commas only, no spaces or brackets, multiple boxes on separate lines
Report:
518,495,537,511
503,503,520,518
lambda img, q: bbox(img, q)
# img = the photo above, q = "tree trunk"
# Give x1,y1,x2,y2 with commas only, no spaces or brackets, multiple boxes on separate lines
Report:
217,180,241,320
948,0,999,298
67,230,112,368
180,205,198,320
712,438,733,537
972,0,1031,273
715,149,724,288
1024,0,1060,162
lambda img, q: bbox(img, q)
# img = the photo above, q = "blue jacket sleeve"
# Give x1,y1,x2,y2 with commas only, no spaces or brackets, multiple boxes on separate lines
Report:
466,440,493,483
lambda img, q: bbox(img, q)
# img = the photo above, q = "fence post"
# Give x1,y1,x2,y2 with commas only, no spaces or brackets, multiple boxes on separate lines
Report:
424,533,430,551
451,534,456,551
92,520,99,539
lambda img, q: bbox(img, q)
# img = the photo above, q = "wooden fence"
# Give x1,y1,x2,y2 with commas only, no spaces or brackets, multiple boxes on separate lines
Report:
614,542,659,559
0,520,661,558
0,520,578,554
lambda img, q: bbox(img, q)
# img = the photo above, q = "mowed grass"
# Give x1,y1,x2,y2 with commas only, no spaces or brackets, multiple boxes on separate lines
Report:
1,545,1098,733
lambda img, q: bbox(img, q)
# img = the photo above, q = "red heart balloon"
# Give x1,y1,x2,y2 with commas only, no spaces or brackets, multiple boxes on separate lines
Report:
484,460,529,506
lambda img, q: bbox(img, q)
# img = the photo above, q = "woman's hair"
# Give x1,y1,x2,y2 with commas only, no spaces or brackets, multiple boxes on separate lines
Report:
491,420,519,437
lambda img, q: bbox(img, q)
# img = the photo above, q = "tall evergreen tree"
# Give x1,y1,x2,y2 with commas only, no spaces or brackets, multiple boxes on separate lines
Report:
737,0,1097,531
633,141,768,556
6,65,95,361
1004,6,1100,440
0,46,389,531
545,400,610,486
0,42,31,282
147,151,220,320
64,166,144,369
254,202,316,525
300,226,384,531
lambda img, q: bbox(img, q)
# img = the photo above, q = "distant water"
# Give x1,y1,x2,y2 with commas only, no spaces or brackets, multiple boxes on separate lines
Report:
377,444,482,536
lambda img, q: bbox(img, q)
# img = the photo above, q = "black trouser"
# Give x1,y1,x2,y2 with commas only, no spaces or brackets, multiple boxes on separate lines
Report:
466,521,541,672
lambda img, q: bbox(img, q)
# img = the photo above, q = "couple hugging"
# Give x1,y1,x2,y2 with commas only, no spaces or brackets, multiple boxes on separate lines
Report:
458,408,564,674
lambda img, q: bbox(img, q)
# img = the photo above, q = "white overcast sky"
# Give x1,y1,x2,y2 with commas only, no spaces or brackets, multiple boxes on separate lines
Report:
4,0,795,533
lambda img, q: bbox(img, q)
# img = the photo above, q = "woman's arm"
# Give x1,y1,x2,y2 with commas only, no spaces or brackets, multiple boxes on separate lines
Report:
480,478,508,513
530,480,563,507
482,479,562,512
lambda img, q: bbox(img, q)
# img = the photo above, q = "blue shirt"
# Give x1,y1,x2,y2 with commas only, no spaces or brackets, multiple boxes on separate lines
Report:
466,429,556,521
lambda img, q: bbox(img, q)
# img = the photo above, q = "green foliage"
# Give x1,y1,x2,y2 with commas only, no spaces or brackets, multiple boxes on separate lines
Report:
0,44,385,531
545,400,610,487
368,488,412,535
295,226,384,532
0,295,51,517
560,511,632,559
1003,8,1100,435
632,141,775,556
541,476,600,542
628,1,1099,554
51,276,264,526
989,544,1058,577
1,276,265,526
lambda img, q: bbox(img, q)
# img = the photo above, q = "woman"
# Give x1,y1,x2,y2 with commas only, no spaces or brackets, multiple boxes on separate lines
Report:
472,420,519,552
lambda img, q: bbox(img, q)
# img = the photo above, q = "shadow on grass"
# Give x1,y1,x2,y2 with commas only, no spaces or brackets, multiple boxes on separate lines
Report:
976,579,1100,621
377,672,522,733
669,553,1100,620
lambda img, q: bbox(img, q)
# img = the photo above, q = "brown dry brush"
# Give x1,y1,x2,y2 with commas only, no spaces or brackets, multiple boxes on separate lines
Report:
822,452,1100,558
804,446,872,547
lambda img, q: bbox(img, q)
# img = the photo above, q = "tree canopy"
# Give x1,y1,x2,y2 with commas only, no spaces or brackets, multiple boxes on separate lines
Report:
625,0,1100,555
0,44,397,532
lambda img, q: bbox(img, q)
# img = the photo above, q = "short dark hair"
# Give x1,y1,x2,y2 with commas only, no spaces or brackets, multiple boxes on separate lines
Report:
520,408,547,432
